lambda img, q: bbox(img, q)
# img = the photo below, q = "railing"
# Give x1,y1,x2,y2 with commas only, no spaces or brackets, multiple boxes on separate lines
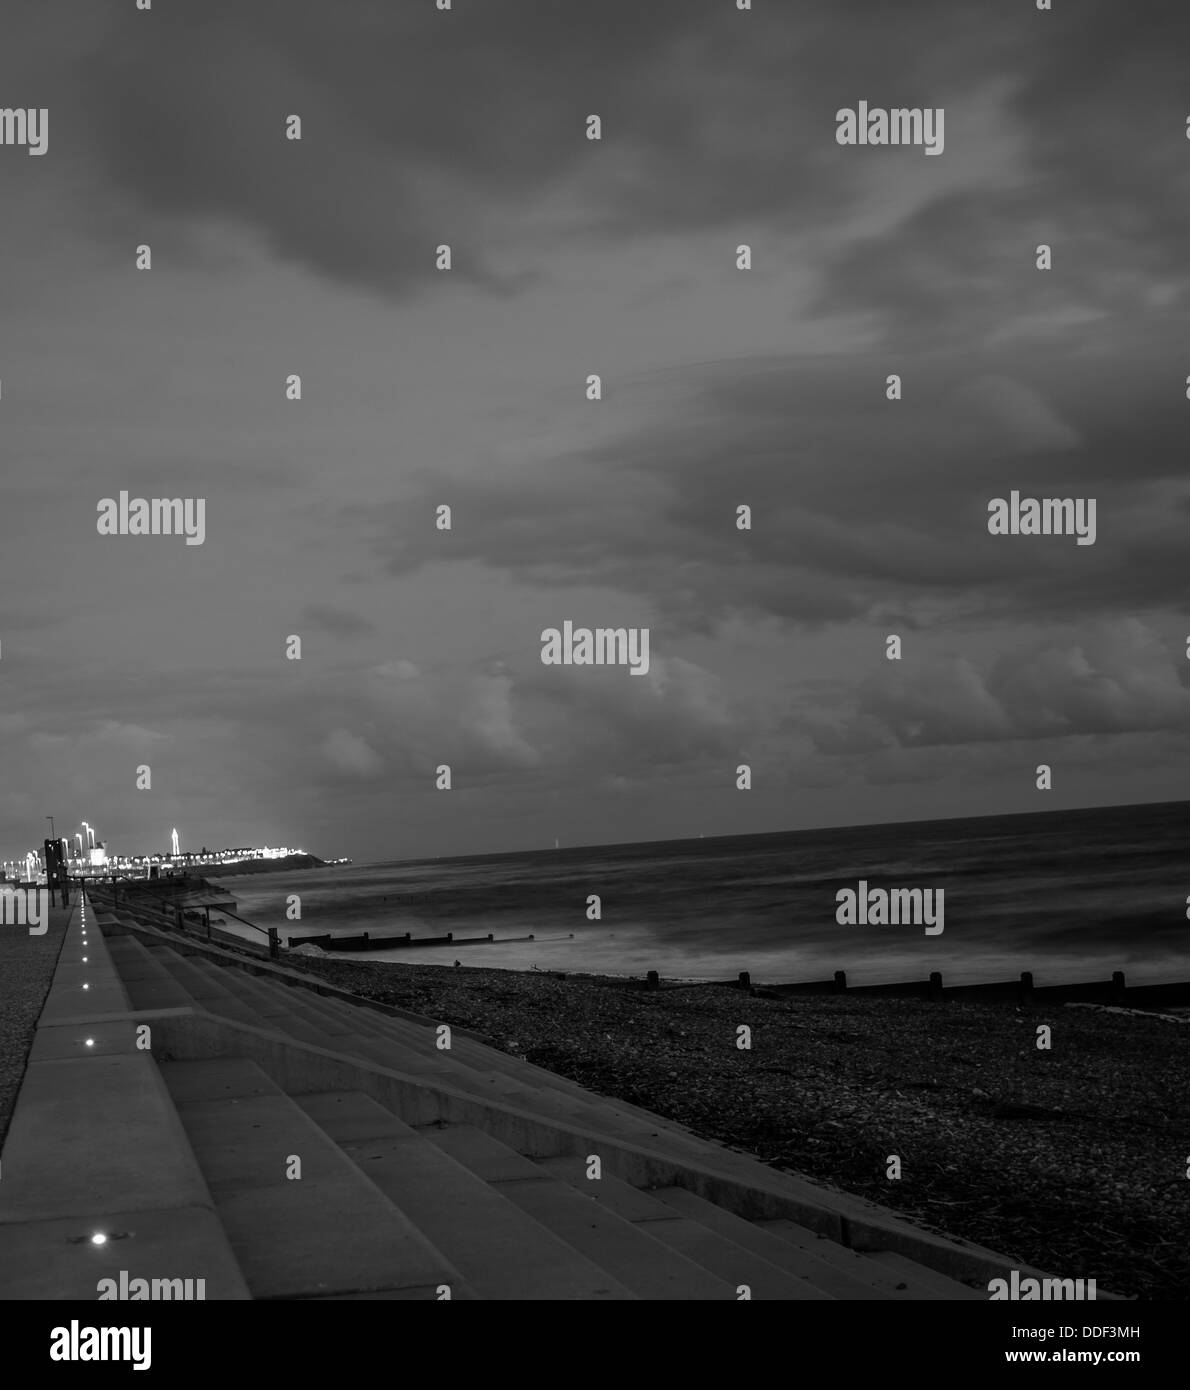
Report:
214,906,280,959
84,880,280,959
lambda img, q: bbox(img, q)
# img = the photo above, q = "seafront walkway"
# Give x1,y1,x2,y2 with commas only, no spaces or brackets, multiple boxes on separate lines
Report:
0,887,1065,1300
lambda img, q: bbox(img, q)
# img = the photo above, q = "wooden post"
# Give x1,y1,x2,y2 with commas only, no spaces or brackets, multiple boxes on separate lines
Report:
646,970,659,991
928,970,943,1000
738,971,751,990
1019,970,1034,1002
268,928,279,959
1112,970,1125,1001
833,970,847,993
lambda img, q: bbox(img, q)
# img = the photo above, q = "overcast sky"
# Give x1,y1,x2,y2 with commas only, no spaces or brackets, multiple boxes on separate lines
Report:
2,0,1189,863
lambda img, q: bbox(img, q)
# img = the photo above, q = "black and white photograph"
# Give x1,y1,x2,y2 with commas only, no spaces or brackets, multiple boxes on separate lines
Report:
0,0,1185,1365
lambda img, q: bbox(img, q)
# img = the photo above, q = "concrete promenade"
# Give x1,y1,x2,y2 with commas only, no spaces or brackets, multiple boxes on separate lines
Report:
0,888,1084,1300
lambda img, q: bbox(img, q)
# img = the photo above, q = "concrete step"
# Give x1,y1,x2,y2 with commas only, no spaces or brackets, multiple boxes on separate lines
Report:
309,994,714,1149
297,1091,641,1300
753,1218,985,1299
201,966,367,1039
156,1057,474,1300
317,997,685,1133
108,936,211,1010
150,952,753,1177
150,957,267,1028
150,949,239,1002
424,1125,826,1300
184,958,321,1030
398,1119,741,1299
336,1032,550,1106
0,1033,249,1297
120,938,718,1159
646,1185,903,1299
191,966,296,1019
91,922,1028,1300
853,1248,984,1299
146,950,332,1042
184,974,579,1119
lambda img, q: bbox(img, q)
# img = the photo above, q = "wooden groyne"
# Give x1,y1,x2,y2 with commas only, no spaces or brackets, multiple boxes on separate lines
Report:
286,930,537,952
637,967,1190,1008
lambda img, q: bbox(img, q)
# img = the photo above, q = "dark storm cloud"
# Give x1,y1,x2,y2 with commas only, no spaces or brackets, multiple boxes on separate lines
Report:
22,0,1190,320
362,327,1190,632
805,619,1190,755
42,0,1030,297
813,0,1190,343
301,604,375,637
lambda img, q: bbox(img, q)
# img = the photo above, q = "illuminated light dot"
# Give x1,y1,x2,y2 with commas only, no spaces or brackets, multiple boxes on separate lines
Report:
90,1233,107,1246
82,957,88,962
85,1039,94,1047
82,983,89,990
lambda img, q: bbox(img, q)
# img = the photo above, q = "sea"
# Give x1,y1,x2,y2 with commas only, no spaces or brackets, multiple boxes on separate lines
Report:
213,800,1189,987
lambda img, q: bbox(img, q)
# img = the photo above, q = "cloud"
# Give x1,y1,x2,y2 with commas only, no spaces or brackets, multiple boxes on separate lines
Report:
49,0,1190,315
360,338,1190,634
301,604,376,637
805,620,1190,755
320,727,383,779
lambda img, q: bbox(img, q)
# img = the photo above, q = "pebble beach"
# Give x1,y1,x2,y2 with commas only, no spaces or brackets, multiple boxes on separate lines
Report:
289,955,1190,1300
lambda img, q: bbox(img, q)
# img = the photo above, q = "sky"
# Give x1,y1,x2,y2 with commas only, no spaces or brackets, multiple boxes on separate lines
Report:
2,0,1190,863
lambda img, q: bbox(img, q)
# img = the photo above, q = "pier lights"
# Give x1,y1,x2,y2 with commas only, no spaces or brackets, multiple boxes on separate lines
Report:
82,983,89,991
90,1233,107,1247
84,1039,94,1047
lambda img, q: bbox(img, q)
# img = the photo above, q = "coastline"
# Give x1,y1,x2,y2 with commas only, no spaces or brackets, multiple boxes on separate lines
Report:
286,954,1189,1299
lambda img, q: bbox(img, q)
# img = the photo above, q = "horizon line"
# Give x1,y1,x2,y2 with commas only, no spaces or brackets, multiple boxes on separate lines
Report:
352,793,1189,872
